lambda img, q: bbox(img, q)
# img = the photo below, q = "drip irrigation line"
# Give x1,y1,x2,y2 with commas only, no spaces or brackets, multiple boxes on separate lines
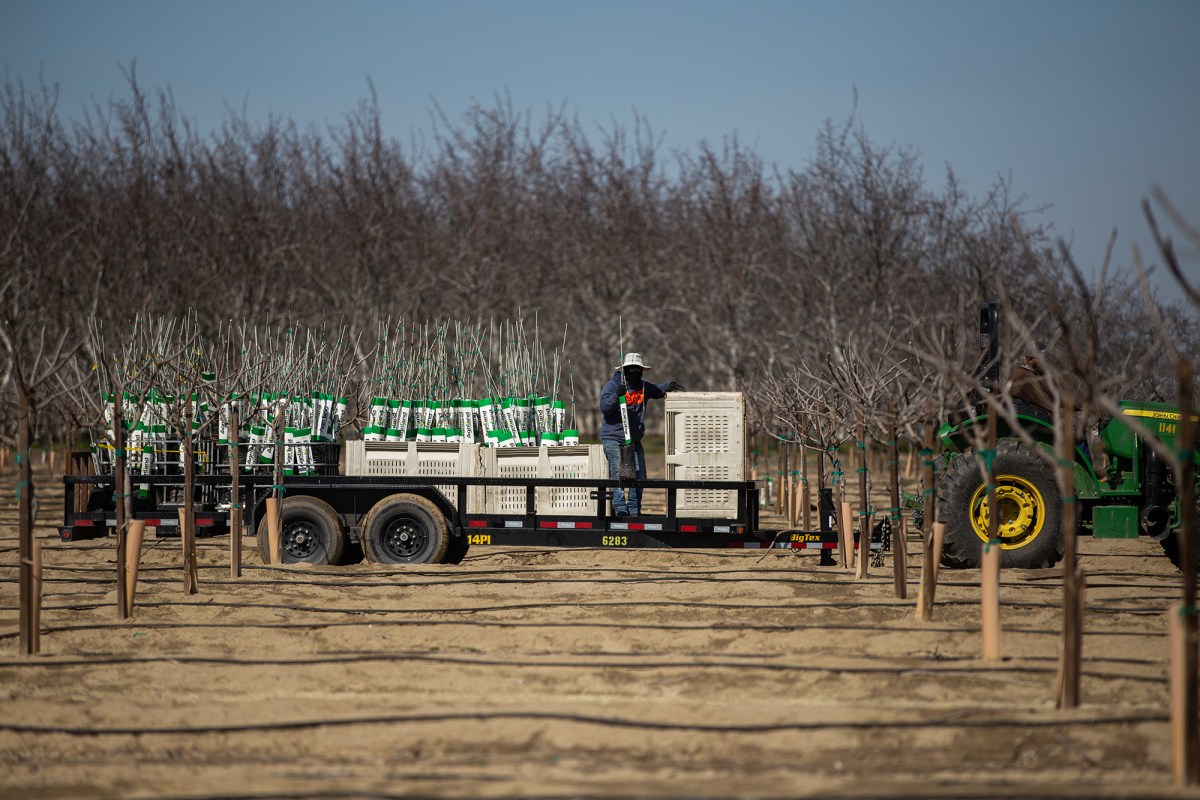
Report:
0,650,1168,682
0,642,1166,681
60,790,1187,800
2,596,1184,618
33,560,1185,593
0,617,1166,640
0,708,1169,738
21,571,1180,593
8,574,876,588
1,574,1187,612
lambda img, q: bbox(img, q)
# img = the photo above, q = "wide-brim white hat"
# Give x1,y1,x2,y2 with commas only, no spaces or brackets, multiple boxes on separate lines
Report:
620,352,651,370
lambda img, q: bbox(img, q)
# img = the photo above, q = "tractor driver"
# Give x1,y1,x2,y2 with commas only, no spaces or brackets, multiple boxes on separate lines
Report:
1008,344,1055,417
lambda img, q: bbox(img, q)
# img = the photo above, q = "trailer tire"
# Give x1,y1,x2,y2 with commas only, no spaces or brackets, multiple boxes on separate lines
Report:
936,439,1064,570
361,493,450,565
256,495,346,565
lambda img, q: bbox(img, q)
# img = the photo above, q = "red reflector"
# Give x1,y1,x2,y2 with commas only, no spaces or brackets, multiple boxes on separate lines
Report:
143,519,161,526
680,524,698,532
196,518,213,527
575,522,592,529
76,519,94,527
468,519,487,528
626,523,644,530
538,521,555,529
823,542,838,549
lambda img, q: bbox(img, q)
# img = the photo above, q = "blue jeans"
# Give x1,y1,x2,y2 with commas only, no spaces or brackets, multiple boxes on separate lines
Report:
603,439,645,516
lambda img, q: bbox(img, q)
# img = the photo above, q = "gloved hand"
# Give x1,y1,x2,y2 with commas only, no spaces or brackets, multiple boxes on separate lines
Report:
668,381,685,392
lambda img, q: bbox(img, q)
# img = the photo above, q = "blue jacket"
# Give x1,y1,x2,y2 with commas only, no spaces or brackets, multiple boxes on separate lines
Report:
600,368,670,443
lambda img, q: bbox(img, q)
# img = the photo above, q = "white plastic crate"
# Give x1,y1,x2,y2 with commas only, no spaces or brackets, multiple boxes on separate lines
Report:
478,445,606,515
664,392,746,517
344,440,484,511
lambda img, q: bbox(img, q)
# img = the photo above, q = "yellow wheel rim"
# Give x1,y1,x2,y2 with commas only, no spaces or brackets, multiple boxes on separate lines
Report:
969,474,1045,549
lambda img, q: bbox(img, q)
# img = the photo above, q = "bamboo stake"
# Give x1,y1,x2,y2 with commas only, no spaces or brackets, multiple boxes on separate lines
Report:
839,500,854,571
266,497,282,564
917,521,948,621
125,520,145,612
981,539,1002,660
981,406,1001,660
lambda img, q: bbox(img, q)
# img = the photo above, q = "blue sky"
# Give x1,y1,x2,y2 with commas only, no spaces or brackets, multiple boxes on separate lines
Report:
4,0,1198,301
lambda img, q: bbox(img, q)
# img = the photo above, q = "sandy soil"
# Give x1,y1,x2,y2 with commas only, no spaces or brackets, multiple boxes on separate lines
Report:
1,459,1197,799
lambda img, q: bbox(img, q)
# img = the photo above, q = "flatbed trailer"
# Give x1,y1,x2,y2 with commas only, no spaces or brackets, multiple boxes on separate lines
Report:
58,471,851,563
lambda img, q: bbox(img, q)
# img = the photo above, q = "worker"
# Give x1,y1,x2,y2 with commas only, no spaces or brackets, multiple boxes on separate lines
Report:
1008,344,1055,416
599,353,683,516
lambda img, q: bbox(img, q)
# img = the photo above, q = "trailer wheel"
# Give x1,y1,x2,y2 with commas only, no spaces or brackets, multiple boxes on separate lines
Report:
256,495,346,565
361,494,450,564
936,439,1064,569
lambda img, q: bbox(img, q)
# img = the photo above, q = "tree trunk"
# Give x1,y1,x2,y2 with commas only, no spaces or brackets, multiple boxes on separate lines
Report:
229,403,242,579
113,392,128,621
17,383,35,656
183,431,199,595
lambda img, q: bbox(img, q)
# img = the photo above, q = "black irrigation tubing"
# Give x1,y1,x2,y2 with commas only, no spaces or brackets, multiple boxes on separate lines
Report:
2,564,1186,594
0,708,1170,738
4,593,1189,624
19,576,1184,599
10,548,1189,580
0,649,1168,680
50,792,1188,800
28,562,962,579
0,598,1183,628
0,597,1101,614
10,573,1187,598
0,616,1166,640
0,573,981,589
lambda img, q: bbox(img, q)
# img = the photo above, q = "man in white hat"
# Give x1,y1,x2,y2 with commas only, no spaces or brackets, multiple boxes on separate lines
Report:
599,353,684,516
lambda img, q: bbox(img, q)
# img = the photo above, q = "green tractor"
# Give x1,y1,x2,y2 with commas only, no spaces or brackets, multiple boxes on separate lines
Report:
933,303,1198,571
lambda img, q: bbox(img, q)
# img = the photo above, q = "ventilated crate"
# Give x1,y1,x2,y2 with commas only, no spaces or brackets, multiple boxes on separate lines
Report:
664,392,746,517
478,445,606,515
344,440,484,511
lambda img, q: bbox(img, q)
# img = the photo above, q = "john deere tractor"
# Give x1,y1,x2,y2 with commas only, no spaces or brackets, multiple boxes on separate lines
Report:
934,303,1198,571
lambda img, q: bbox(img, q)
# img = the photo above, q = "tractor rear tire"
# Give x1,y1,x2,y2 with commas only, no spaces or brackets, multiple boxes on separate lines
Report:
256,495,347,565
361,493,450,565
936,439,1064,570
1160,526,1199,572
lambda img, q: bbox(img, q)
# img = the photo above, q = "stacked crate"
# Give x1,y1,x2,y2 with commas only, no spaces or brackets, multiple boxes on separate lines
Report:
344,441,484,511
664,392,746,518
478,445,605,514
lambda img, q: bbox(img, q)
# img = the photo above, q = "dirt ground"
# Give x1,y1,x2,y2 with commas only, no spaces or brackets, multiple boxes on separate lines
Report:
1,458,1198,800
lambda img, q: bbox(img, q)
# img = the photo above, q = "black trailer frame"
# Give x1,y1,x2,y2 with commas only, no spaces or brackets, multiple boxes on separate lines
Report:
59,469,866,560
